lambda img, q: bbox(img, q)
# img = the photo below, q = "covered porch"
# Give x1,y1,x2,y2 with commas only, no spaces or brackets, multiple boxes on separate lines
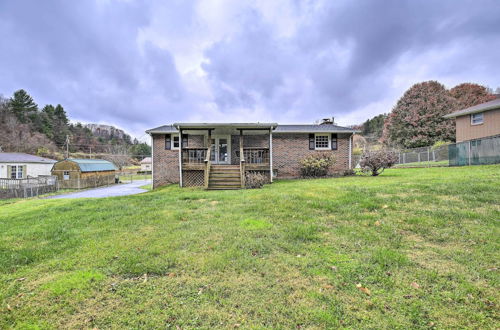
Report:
175,123,277,189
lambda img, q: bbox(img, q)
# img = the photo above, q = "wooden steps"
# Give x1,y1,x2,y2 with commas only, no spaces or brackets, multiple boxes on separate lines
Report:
208,165,242,190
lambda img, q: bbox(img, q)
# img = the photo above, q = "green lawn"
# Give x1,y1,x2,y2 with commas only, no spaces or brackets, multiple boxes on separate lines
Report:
1,166,499,329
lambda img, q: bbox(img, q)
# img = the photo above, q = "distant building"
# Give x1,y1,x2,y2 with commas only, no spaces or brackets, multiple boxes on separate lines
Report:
444,98,500,142
51,158,117,189
0,153,56,179
140,157,152,172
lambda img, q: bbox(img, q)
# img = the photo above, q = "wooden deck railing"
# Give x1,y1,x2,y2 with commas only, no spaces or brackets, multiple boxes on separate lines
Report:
243,148,269,164
182,148,208,164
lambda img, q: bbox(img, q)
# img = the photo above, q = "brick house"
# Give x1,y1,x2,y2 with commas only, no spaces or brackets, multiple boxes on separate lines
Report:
146,121,357,189
444,97,500,143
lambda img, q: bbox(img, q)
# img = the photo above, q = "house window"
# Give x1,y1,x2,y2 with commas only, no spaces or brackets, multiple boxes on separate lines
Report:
172,135,180,149
471,113,484,125
10,165,24,179
63,171,70,180
165,134,180,150
315,134,330,150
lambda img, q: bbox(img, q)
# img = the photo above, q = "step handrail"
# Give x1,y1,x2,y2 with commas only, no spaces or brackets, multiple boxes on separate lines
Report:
204,147,211,189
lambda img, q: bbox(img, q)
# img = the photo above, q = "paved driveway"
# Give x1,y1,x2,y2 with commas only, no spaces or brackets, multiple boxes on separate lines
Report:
47,180,151,199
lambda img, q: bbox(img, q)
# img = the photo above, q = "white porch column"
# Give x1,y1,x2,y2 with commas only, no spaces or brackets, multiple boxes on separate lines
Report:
269,129,273,183
178,128,183,187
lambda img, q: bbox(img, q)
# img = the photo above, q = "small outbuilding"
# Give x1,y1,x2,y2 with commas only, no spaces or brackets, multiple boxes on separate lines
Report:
51,158,117,189
140,157,152,172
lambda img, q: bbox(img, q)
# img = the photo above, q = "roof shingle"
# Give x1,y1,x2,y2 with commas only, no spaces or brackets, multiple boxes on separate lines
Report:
0,153,57,163
444,98,500,118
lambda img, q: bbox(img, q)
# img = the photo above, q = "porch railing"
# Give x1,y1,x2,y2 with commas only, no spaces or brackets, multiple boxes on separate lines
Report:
182,148,207,164
243,148,269,164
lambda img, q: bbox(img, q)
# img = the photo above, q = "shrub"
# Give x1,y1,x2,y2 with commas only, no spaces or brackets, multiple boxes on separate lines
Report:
299,153,335,177
431,140,451,150
352,147,363,155
245,172,267,189
342,169,356,176
360,149,398,176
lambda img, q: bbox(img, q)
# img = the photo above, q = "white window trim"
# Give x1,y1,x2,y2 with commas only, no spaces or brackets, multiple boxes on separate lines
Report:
172,134,180,150
314,133,331,150
471,112,484,125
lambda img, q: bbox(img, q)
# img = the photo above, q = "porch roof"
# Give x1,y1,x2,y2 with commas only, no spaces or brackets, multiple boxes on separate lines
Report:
146,123,358,134
273,124,357,133
174,123,278,130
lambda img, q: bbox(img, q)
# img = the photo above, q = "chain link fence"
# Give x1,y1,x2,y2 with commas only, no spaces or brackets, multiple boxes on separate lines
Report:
352,135,500,168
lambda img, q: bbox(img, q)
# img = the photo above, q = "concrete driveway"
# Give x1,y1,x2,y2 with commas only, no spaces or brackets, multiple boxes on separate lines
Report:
47,180,151,199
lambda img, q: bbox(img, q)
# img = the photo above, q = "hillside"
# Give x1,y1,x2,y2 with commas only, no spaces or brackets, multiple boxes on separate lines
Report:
0,90,149,164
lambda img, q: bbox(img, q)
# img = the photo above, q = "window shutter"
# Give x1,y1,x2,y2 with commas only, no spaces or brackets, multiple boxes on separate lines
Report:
165,134,171,150
309,134,315,150
22,165,27,178
331,134,338,150
7,165,12,178
182,134,189,148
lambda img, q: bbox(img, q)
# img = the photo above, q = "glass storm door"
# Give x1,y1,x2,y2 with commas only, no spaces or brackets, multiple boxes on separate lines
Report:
210,136,230,164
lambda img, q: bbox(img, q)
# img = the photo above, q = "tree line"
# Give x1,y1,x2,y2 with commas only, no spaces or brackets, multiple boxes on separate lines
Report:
0,89,151,160
358,82,497,149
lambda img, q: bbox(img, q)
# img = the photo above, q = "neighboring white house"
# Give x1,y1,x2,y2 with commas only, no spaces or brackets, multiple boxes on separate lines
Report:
0,153,57,179
140,157,152,172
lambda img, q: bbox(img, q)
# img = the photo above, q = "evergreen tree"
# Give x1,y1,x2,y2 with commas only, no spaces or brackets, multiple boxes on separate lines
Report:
8,89,38,123
52,104,70,145
41,105,56,139
54,104,69,125
361,114,387,142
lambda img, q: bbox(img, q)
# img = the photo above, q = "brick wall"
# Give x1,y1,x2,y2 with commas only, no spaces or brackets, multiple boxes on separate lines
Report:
152,134,180,188
272,133,351,178
152,132,352,187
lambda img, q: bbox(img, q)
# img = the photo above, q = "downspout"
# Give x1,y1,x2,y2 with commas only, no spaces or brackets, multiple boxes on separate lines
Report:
348,133,352,170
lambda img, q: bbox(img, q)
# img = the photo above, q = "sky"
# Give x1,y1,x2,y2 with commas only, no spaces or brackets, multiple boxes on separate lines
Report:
1,0,500,141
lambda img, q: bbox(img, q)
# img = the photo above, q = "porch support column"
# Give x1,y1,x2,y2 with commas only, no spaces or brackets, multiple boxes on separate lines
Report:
269,128,273,183
240,130,245,188
178,128,183,187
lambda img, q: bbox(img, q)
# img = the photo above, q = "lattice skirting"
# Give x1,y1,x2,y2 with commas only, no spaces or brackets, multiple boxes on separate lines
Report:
244,170,271,183
183,170,205,187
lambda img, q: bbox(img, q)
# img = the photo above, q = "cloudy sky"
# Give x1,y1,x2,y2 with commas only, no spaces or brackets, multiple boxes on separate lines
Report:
1,0,499,140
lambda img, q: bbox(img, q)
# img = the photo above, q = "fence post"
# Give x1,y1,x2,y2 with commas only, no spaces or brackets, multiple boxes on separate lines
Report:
427,147,430,168
468,141,471,166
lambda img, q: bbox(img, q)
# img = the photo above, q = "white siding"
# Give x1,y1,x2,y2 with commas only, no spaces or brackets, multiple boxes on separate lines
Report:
0,163,54,178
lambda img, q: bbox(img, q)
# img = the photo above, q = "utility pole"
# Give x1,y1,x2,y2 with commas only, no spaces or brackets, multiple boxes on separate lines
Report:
65,135,70,159
89,147,92,159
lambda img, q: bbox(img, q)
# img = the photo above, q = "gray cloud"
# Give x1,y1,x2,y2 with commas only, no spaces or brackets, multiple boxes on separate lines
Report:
0,0,499,139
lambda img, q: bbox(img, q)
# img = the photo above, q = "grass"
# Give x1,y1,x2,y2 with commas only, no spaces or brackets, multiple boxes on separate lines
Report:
1,166,499,328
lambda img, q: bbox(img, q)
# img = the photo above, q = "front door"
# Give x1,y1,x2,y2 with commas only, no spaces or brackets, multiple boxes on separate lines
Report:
210,136,231,164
